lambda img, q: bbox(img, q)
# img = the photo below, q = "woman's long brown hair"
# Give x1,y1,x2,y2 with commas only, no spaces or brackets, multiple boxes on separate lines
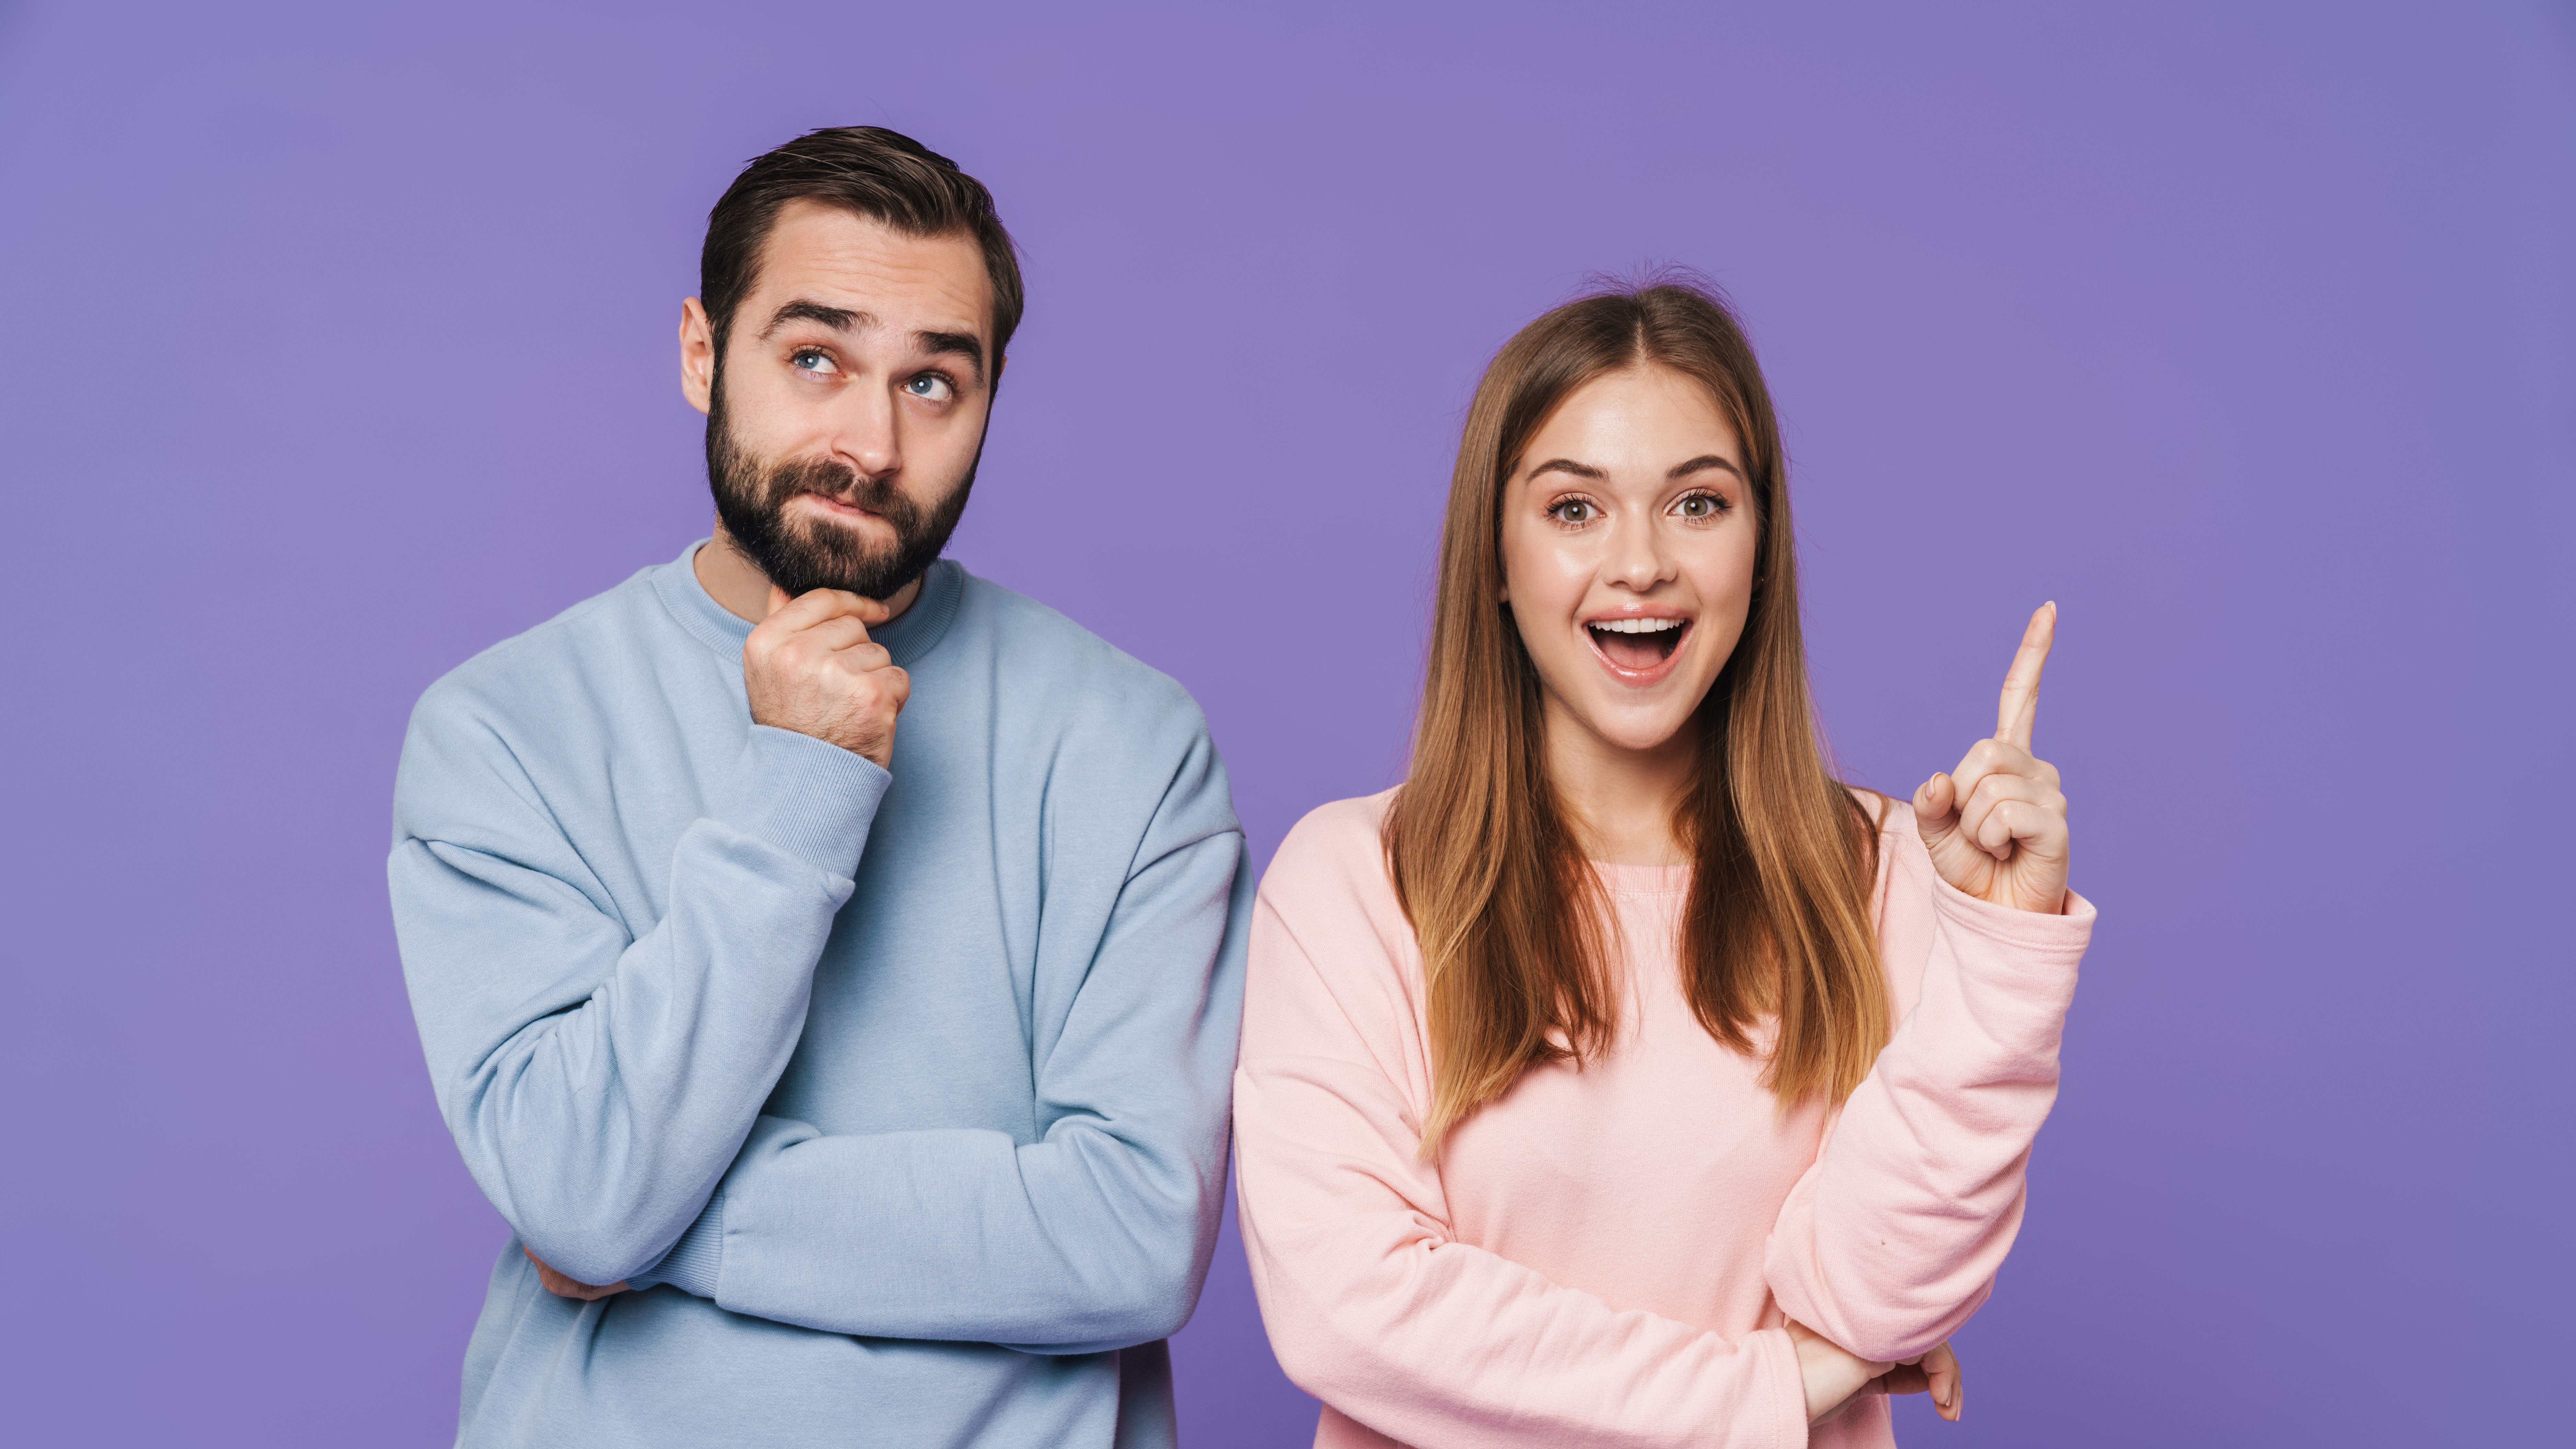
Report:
1386,278,1887,1156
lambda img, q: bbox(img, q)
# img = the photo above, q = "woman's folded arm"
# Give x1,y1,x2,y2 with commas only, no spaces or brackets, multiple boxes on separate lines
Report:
1236,887,1811,1449
1764,859,2094,1363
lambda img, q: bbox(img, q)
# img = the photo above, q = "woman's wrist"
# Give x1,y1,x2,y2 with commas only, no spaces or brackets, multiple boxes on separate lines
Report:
1785,1319,1888,1424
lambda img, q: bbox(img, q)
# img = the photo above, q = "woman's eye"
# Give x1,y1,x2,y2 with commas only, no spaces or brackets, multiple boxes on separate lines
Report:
791,350,838,375
1551,500,1596,524
905,374,956,402
1676,493,1723,519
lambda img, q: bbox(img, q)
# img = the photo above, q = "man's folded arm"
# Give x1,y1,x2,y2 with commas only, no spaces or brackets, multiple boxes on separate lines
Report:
632,819,1252,1353
391,711,888,1288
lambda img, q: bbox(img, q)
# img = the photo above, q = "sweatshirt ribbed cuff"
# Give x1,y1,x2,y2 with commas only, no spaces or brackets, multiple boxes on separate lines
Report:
630,1187,726,1299
1925,871,2097,959
712,725,890,880
1746,1326,1810,1449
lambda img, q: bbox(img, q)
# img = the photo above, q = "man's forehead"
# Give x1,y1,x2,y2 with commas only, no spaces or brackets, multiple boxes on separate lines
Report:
749,201,990,338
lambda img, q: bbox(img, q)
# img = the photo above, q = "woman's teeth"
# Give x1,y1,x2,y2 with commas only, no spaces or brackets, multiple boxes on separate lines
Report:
1586,617,1688,668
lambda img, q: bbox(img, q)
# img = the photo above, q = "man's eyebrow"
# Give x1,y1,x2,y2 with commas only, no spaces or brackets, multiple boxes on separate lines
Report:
759,299,870,338
1667,454,1745,480
1526,458,1607,481
915,330,985,381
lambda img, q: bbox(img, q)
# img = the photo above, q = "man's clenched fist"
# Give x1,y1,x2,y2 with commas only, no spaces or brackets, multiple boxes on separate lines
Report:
744,584,911,769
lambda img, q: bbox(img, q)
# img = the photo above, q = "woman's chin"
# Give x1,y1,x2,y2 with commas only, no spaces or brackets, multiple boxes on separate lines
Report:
1537,659,1720,763
1563,701,1702,761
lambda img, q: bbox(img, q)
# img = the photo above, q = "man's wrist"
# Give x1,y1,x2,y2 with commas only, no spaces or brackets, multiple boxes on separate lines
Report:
711,726,890,879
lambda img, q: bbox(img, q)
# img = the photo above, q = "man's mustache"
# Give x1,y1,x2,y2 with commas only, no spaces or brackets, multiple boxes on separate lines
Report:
767,458,919,527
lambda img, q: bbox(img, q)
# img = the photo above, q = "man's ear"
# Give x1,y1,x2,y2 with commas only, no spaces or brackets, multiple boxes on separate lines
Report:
679,297,716,416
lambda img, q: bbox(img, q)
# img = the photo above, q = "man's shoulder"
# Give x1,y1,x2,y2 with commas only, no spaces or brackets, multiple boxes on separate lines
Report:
939,569,1241,853
954,570,1207,736
408,561,677,740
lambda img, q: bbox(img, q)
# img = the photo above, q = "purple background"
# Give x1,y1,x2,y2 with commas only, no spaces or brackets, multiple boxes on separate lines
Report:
3,3,2569,1444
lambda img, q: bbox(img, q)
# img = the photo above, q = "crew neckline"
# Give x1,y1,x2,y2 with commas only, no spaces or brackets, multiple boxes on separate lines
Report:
652,539,967,668
1589,860,1692,895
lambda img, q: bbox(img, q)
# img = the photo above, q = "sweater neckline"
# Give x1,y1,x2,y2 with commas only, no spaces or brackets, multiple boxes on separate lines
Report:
1589,860,1692,896
652,539,967,669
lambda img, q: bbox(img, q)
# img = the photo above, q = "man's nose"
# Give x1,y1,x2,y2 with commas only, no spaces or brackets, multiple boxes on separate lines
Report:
830,382,903,479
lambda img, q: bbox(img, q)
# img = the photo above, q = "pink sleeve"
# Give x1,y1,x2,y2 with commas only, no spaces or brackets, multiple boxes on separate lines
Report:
1234,806,1810,1449
1761,818,2095,1363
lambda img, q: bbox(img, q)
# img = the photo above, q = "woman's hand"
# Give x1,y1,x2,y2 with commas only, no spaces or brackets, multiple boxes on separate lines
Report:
1915,603,2070,914
1866,1340,1963,1423
1785,1319,1963,1424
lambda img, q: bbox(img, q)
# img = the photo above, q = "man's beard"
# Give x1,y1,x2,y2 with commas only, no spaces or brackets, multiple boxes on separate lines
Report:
706,380,978,602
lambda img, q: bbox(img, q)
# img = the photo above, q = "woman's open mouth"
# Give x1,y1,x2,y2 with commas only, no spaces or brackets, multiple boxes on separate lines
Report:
1584,615,1690,676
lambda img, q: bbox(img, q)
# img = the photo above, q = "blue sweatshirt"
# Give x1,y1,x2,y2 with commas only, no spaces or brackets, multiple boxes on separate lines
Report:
390,543,1250,1448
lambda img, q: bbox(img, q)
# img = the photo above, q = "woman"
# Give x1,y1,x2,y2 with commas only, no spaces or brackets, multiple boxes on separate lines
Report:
1233,279,2092,1447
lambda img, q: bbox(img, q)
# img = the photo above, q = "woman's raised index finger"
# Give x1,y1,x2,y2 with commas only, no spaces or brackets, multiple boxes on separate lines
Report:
1995,601,2055,749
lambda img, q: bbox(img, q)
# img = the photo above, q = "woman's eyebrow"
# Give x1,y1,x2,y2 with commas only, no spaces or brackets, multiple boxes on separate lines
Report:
1527,458,1607,481
1667,454,1744,480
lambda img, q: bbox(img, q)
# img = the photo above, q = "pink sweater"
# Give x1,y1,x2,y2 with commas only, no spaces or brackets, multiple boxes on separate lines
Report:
1234,791,2093,1448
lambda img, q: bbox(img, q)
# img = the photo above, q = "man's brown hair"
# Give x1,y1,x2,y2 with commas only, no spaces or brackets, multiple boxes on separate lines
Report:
700,126,1024,368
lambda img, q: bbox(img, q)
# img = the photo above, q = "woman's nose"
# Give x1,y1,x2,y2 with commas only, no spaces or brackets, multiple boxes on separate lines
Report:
1604,516,1670,589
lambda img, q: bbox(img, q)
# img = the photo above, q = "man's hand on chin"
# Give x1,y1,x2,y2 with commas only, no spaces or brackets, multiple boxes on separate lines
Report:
525,1246,628,1301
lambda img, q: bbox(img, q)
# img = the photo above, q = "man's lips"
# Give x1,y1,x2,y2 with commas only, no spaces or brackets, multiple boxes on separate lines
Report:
793,491,887,523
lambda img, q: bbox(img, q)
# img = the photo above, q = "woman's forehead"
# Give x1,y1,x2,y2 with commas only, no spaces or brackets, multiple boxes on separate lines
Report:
1522,367,1743,477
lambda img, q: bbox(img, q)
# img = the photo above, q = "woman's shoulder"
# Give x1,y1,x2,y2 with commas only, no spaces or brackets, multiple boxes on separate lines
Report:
1848,785,1937,905
1242,791,1431,1072
1264,788,1402,904
1259,789,1425,965
1847,784,1919,843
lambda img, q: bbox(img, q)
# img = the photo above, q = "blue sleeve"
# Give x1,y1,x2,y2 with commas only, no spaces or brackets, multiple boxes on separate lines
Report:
632,744,1253,1353
390,711,887,1288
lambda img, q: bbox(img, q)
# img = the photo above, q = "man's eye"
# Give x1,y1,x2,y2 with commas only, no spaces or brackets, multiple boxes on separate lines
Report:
792,350,838,375
1550,500,1597,524
905,374,956,402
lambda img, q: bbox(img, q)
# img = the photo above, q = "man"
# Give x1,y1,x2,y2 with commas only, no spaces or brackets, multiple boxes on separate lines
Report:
391,127,1248,1447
